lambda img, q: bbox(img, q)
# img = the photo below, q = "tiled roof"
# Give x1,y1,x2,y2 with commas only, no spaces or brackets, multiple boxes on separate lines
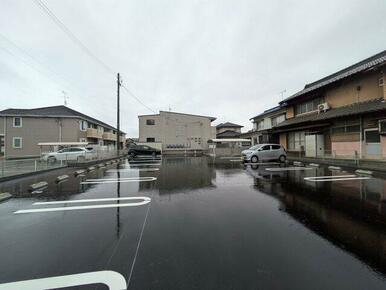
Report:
282,50,386,103
275,98,386,129
216,130,241,138
0,105,123,132
216,122,243,128
250,105,285,120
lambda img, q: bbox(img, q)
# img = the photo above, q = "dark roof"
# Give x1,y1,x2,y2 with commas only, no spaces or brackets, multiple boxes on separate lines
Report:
216,122,243,128
0,105,123,132
216,130,241,138
250,105,285,120
139,111,216,121
281,50,386,104
275,98,386,129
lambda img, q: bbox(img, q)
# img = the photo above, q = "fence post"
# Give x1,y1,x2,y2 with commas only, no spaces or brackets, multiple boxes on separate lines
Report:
34,160,37,171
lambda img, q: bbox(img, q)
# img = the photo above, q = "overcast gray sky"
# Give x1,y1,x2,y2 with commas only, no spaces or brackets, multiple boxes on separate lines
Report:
0,0,385,136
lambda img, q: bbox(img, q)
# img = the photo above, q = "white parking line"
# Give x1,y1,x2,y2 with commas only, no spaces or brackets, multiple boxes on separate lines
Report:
304,176,371,182
265,167,314,171
129,163,161,166
14,197,151,214
304,175,357,180
107,168,160,172
245,162,281,165
33,196,149,205
0,270,127,290
85,177,156,181
81,177,157,184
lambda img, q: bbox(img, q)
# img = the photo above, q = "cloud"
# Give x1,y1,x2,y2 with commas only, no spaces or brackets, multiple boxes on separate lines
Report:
0,0,385,135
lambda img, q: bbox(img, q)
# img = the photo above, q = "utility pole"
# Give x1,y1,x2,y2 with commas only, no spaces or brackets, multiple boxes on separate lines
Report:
116,73,121,156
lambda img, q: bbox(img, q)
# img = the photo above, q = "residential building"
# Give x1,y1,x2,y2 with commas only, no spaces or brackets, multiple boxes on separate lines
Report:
275,50,386,159
0,105,126,159
215,122,243,138
247,106,286,145
138,111,216,152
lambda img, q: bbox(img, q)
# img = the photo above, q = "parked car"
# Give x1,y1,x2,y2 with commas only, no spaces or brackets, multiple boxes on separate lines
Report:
128,144,161,157
241,144,286,163
41,147,91,162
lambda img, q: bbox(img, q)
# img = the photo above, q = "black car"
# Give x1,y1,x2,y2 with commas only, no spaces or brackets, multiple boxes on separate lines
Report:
128,144,161,157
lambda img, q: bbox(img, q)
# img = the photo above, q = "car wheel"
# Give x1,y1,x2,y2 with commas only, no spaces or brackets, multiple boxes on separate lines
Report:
279,155,286,163
251,155,258,163
48,156,56,163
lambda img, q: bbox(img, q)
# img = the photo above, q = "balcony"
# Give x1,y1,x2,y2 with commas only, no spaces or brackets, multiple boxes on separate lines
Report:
103,132,116,141
86,128,103,139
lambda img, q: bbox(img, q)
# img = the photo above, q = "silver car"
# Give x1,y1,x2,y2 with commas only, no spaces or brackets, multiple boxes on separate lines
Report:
242,144,287,163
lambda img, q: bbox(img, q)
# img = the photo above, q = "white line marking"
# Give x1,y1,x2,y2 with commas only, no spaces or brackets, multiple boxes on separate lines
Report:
129,163,161,166
230,159,242,162
85,177,156,181
265,167,314,171
304,175,356,180
107,168,160,172
33,196,149,205
245,162,281,165
14,197,151,214
0,270,127,290
81,177,157,184
304,176,371,182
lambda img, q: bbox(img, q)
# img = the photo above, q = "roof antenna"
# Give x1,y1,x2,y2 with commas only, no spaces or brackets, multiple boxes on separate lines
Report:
62,91,69,106
280,89,286,100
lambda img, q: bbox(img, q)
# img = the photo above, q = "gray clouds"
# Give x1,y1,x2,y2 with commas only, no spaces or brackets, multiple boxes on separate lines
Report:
0,0,385,136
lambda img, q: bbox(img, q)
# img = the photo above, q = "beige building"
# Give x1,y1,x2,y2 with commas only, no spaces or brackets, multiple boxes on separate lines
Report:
0,105,126,159
275,50,386,159
138,111,216,152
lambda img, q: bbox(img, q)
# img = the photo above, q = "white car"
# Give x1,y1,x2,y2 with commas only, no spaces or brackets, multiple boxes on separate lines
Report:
41,147,91,162
242,144,287,163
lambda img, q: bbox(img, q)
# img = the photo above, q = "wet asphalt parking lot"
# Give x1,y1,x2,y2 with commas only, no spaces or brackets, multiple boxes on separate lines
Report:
1,156,386,289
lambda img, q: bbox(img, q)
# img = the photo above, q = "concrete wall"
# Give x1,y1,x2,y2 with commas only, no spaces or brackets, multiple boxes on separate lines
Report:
138,114,162,142
139,112,215,151
331,141,360,157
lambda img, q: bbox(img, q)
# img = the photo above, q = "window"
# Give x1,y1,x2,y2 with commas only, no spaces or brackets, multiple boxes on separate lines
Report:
257,120,264,130
80,120,87,131
379,77,384,87
12,137,22,148
70,148,83,152
260,145,270,151
271,145,281,150
331,121,360,134
287,131,306,150
13,117,22,128
146,137,155,142
295,97,324,115
271,114,285,127
365,130,380,143
146,119,155,125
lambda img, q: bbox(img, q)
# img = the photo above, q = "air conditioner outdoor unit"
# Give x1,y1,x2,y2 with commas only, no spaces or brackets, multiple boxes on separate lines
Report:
318,102,330,113
379,120,386,134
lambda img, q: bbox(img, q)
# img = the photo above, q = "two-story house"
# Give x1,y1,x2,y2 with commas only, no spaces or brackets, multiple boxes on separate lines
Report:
247,106,287,145
275,50,386,159
215,122,243,139
0,105,126,159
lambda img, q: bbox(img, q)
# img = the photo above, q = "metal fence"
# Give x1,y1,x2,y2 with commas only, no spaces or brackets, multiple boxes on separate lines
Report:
0,158,66,178
0,149,128,178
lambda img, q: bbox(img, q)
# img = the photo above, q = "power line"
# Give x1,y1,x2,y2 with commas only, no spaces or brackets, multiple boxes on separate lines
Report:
121,84,156,114
0,32,82,93
33,0,115,75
